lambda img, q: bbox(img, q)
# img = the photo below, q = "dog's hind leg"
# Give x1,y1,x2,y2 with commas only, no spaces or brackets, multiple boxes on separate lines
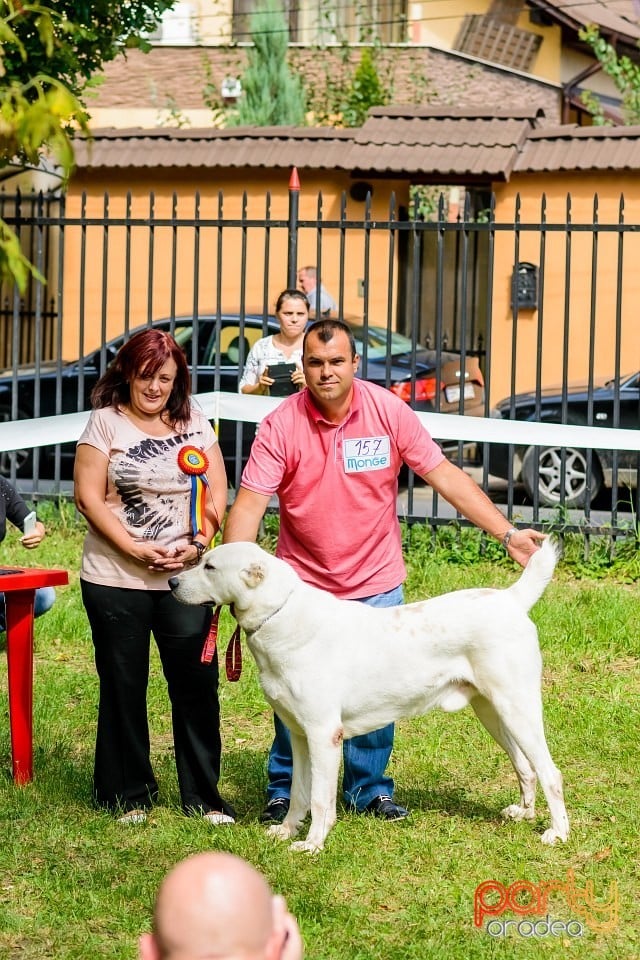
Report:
471,695,537,823
482,693,569,845
290,727,342,853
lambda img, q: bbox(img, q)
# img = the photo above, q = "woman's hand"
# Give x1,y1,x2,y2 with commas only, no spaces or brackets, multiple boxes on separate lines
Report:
21,520,46,549
241,370,273,395
291,366,306,390
134,539,208,571
130,541,185,571
171,541,205,569
257,369,275,394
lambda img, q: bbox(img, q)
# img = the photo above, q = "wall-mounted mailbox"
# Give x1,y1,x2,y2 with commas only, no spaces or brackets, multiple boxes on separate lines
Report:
511,261,538,310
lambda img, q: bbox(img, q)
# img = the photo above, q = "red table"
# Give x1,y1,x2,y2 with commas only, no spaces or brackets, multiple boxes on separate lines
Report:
1,566,69,784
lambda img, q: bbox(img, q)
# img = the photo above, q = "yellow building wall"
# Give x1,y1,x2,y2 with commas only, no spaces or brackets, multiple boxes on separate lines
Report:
517,14,561,84
408,0,561,83
409,0,487,47
62,170,409,359
490,175,640,405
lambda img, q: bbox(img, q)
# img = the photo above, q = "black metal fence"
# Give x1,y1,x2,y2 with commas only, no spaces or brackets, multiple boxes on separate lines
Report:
0,187,638,541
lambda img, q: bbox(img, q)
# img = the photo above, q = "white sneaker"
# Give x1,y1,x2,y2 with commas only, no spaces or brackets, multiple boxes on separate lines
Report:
117,809,148,825
203,811,235,826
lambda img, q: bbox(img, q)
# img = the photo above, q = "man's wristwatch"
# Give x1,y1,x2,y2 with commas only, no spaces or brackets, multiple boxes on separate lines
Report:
191,540,207,563
501,528,517,551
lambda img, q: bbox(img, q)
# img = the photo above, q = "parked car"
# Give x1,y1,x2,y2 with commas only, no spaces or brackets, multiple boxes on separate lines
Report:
486,372,640,507
0,313,485,481
352,322,484,415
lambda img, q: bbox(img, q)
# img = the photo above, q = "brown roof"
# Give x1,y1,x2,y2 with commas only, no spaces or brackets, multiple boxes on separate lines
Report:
352,108,542,180
529,1,640,44
72,109,640,183
513,123,640,172
90,45,562,121
72,126,354,171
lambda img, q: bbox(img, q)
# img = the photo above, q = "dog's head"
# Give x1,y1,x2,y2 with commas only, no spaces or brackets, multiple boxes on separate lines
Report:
169,542,297,622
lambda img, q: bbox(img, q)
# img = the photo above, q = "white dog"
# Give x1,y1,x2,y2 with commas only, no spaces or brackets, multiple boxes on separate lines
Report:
169,540,569,853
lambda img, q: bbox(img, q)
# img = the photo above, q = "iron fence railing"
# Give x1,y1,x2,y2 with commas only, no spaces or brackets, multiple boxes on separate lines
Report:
0,186,638,542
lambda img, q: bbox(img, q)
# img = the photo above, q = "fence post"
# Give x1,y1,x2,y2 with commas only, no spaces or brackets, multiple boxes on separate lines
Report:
287,167,300,288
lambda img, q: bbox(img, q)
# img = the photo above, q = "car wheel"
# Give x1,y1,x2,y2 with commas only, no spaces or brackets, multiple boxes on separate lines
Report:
522,444,603,508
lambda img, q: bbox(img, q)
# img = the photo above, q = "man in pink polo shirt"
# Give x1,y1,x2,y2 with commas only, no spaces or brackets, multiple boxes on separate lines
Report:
224,319,545,825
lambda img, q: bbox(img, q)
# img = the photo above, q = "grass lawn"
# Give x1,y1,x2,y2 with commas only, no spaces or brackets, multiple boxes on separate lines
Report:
0,508,638,959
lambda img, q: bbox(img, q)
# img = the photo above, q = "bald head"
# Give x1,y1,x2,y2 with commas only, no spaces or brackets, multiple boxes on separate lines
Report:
141,852,280,960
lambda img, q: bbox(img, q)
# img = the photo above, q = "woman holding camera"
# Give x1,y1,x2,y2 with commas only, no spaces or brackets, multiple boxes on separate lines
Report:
239,289,308,396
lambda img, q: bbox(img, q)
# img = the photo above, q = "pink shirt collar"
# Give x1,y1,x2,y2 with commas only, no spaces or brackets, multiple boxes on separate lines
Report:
302,379,362,426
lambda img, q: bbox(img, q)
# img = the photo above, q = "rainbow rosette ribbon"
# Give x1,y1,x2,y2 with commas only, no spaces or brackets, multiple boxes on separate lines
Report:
177,445,210,537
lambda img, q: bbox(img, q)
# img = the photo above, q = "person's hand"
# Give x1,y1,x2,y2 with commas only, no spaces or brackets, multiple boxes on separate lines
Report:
506,528,546,567
20,520,46,549
170,541,206,569
257,369,275,394
273,895,303,960
146,539,209,571
291,366,306,389
130,541,185,571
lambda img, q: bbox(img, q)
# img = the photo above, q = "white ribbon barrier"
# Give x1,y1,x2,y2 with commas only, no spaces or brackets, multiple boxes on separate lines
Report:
0,391,638,453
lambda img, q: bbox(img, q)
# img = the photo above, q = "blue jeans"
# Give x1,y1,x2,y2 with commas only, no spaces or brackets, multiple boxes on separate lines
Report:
266,583,404,811
0,586,56,633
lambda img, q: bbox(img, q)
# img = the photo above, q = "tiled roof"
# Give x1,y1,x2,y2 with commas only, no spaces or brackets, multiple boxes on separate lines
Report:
72,126,354,171
71,110,640,183
90,45,562,120
352,108,541,179
530,1,640,43
513,123,640,172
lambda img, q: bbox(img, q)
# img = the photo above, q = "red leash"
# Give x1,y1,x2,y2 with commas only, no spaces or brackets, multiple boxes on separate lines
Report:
200,606,220,663
225,624,242,681
200,604,242,681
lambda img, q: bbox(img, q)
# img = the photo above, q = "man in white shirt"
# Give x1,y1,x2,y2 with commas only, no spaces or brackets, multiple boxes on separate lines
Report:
297,265,337,316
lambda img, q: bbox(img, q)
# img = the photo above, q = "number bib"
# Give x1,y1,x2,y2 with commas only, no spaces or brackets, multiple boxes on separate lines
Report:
343,436,391,473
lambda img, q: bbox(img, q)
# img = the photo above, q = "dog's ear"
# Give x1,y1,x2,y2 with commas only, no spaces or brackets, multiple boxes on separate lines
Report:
240,562,266,588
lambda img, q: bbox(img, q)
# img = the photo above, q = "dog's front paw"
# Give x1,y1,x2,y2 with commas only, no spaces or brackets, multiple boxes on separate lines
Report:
540,827,568,845
290,839,323,854
267,822,296,841
501,803,535,823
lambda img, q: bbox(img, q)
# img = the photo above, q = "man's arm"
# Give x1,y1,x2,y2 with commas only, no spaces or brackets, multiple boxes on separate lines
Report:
223,487,272,543
423,459,545,567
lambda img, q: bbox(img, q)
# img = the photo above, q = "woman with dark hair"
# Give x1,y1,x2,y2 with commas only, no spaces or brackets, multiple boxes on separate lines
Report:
239,289,309,396
74,328,233,825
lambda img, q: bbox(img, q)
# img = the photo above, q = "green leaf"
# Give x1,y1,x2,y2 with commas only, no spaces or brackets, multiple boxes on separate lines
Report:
0,217,46,292
34,12,55,57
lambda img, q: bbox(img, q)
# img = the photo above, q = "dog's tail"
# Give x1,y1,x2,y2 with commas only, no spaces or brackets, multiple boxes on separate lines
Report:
507,538,559,612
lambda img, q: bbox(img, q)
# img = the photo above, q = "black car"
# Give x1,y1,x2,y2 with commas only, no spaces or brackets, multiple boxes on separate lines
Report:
351,323,484,416
0,314,485,481
486,372,640,507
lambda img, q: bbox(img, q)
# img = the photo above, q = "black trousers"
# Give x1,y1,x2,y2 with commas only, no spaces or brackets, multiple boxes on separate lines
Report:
81,580,233,817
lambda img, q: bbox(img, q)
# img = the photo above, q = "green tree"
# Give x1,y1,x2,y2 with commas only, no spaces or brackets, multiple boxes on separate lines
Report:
229,0,306,127
578,25,640,125
341,47,388,128
0,0,174,289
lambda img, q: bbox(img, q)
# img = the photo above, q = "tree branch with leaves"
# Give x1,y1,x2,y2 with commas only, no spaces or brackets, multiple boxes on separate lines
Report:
578,25,640,125
0,0,174,289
